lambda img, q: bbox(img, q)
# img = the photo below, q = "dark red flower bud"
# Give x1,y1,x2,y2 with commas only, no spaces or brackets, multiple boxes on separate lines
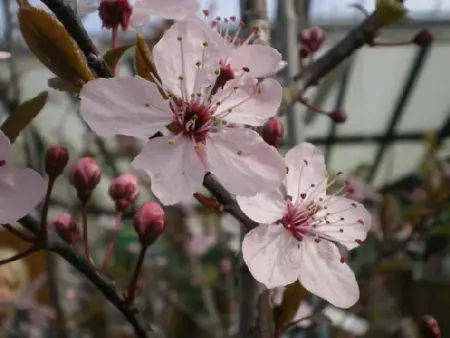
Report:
45,146,69,180
69,157,101,203
51,213,80,246
299,27,326,54
134,202,166,247
418,315,441,338
99,0,133,31
299,47,309,59
109,174,140,212
412,29,433,47
329,109,348,123
262,118,284,148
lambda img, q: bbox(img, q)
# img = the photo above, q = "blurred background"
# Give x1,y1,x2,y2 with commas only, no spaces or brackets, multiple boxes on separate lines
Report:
1,0,450,337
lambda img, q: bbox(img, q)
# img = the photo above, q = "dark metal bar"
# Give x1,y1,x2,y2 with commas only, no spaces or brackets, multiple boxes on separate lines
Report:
366,44,432,183
324,62,353,164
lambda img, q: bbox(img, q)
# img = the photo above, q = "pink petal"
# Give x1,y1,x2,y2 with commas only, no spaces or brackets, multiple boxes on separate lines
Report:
186,16,229,54
294,301,314,328
131,136,205,205
236,191,286,224
0,169,46,224
315,196,371,250
298,239,359,308
214,77,282,126
229,44,284,78
0,51,11,60
242,224,301,288
153,18,222,98
80,77,172,138
0,129,12,165
206,128,285,196
285,143,326,203
131,0,197,22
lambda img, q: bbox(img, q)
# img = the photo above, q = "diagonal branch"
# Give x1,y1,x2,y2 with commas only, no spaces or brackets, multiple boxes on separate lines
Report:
18,215,152,338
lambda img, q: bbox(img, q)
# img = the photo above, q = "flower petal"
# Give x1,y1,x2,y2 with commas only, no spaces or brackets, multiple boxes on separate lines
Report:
214,78,282,126
131,0,197,22
153,18,221,97
298,239,359,308
80,77,172,138
229,45,285,78
131,136,204,205
315,196,371,250
285,143,327,203
0,169,46,224
0,51,11,60
206,128,285,196
242,224,302,288
237,191,286,224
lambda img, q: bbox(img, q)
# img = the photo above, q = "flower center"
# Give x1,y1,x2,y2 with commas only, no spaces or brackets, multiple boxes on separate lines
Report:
170,100,213,143
211,62,234,95
98,0,133,30
281,200,321,241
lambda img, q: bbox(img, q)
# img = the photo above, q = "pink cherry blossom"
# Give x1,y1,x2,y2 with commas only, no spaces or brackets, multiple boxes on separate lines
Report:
237,143,371,308
80,18,285,205
0,130,46,224
0,51,11,60
191,14,286,90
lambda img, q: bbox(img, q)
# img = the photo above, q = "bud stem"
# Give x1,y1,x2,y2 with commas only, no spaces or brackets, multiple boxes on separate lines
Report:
40,179,55,243
81,203,94,265
101,212,122,274
126,244,148,305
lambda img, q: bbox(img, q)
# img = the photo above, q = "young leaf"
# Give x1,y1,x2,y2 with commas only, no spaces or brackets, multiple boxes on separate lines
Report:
135,34,160,83
1,91,49,143
275,281,308,331
376,0,408,25
18,7,94,87
103,44,133,72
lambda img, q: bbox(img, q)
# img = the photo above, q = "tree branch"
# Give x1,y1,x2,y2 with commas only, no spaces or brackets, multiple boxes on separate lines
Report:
18,215,153,338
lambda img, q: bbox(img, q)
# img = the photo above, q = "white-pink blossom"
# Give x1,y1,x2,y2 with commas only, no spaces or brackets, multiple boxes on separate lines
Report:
0,130,46,223
237,143,371,308
0,51,10,60
80,18,285,205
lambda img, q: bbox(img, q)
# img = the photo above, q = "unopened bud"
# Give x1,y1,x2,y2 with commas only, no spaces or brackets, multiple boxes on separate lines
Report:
329,109,348,123
299,27,326,54
45,146,69,180
109,174,140,212
69,157,101,203
51,213,80,246
418,315,441,338
412,29,433,47
262,118,284,148
220,259,232,275
134,202,167,246
99,0,133,30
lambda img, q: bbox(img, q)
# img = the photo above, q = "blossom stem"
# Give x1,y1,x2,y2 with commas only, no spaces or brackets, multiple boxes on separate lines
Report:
101,212,122,273
2,223,34,243
0,245,38,265
40,179,55,243
81,202,94,265
126,244,148,304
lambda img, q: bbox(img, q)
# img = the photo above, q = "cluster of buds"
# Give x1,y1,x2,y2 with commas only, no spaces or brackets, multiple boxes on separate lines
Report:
69,157,101,203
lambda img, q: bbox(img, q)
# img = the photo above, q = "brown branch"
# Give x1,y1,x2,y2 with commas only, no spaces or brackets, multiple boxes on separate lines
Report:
18,215,153,338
